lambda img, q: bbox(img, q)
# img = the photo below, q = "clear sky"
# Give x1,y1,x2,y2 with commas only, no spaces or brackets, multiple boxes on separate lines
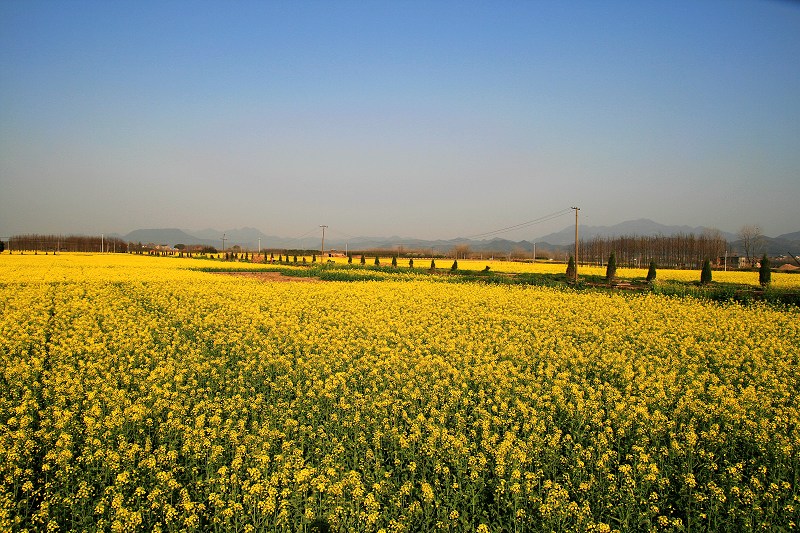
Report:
1,0,798,241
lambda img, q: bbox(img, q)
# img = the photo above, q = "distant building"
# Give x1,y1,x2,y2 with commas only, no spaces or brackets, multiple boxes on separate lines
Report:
720,254,748,269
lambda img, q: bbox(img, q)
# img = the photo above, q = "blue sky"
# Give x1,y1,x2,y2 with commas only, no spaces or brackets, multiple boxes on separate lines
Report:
1,0,798,240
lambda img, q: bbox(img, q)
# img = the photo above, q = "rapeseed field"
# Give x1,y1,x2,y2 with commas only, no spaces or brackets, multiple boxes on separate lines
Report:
1,254,798,532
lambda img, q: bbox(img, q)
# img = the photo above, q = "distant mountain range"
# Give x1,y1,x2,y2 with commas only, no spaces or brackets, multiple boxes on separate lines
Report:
115,220,800,256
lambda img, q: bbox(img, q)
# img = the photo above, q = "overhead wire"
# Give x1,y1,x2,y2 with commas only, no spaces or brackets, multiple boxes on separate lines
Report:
464,208,572,239
277,210,571,247
278,227,320,247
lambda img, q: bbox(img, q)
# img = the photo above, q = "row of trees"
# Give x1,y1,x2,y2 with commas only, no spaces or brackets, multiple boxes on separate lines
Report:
579,232,728,269
5,234,128,253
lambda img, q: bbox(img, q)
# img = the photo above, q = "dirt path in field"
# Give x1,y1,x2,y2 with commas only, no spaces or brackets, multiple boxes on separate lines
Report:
216,272,321,283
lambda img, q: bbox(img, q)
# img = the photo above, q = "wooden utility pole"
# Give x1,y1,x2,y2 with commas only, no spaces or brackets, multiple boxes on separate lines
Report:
320,225,328,260
571,207,580,282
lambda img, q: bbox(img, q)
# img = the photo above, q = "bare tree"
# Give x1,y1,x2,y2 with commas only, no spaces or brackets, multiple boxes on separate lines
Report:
737,225,764,267
452,244,471,260
10,234,128,253
579,232,727,269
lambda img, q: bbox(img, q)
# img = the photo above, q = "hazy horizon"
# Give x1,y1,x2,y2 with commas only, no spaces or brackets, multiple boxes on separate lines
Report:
43,215,800,244
2,1,799,240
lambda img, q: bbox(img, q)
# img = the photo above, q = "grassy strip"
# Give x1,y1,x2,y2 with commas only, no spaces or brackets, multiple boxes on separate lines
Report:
193,262,800,306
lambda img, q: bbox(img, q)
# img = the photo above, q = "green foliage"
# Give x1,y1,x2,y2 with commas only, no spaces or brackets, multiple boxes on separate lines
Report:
347,254,353,264
605,252,617,282
451,259,458,271
360,255,366,265
759,254,771,286
391,256,397,267
374,256,380,266
409,258,414,268
566,255,576,279
430,259,436,270
646,260,657,282
701,259,713,285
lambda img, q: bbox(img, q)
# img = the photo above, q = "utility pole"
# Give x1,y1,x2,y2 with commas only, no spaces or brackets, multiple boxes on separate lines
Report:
221,233,226,252
258,238,261,254
101,233,104,253
532,242,536,263
571,207,580,282
320,225,328,260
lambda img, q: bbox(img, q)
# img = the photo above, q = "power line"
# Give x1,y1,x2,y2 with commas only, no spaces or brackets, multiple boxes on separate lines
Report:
326,227,357,240
286,227,320,242
268,227,323,250
465,208,572,239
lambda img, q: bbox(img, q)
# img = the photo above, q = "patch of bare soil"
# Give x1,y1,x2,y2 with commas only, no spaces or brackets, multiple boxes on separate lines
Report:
215,272,320,283
584,280,650,291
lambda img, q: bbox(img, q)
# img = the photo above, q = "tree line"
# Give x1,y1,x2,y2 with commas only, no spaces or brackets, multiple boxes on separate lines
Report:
6,234,128,253
579,232,728,269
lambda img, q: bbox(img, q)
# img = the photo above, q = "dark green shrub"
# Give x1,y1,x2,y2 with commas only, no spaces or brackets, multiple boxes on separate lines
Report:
646,260,657,282
566,256,575,280
701,259,712,285
605,252,617,282
759,254,771,286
